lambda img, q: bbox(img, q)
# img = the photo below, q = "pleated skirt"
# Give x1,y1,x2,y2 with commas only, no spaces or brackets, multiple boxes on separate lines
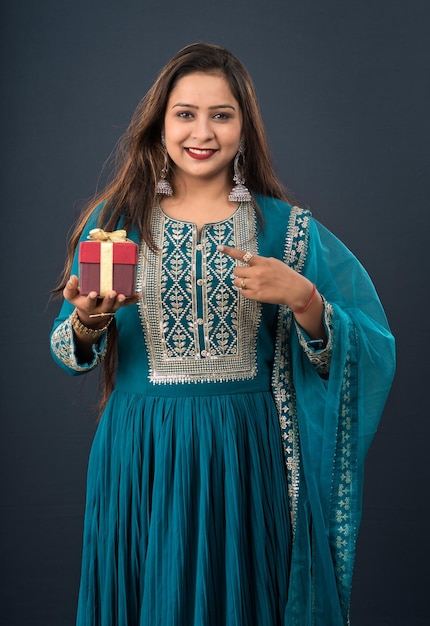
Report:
76,389,292,626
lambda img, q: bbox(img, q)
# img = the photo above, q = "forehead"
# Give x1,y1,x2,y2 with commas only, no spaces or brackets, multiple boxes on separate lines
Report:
167,72,238,106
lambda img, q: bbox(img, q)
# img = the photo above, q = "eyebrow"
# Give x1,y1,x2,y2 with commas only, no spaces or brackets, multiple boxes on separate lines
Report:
171,103,236,110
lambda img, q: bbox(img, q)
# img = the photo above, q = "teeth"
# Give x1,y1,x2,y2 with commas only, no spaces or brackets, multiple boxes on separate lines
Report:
187,148,215,155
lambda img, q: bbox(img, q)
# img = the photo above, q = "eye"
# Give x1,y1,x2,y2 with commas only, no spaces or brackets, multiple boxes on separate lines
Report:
213,112,231,120
177,111,194,119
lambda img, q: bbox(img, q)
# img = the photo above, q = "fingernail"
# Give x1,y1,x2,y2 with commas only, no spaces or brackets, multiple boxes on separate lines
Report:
216,244,225,252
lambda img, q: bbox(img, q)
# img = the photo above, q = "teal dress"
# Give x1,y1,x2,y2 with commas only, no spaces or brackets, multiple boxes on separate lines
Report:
51,196,395,626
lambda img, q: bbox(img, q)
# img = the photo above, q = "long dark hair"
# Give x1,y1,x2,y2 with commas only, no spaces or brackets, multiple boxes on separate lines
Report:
53,42,295,412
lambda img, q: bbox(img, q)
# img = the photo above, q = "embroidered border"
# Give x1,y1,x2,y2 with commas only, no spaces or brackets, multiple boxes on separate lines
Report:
295,298,334,376
50,315,107,371
137,203,261,384
329,325,359,623
271,205,311,531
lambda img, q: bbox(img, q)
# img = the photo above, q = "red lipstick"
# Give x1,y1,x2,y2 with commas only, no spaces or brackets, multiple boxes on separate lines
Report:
185,148,218,160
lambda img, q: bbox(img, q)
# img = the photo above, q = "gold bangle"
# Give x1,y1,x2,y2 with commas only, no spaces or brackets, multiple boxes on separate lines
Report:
71,308,112,339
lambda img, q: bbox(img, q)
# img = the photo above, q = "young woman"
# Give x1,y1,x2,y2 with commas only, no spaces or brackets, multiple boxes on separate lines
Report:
51,42,395,626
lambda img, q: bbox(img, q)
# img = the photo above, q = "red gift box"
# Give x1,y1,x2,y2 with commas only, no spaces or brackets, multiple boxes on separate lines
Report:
78,229,138,297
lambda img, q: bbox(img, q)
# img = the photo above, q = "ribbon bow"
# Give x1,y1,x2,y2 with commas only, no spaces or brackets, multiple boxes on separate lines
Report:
88,228,130,243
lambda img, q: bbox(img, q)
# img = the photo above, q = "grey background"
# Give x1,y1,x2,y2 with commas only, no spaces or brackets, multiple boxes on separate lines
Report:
1,1,429,624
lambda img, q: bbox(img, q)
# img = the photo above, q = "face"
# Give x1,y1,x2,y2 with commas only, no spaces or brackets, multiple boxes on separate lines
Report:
163,72,242,186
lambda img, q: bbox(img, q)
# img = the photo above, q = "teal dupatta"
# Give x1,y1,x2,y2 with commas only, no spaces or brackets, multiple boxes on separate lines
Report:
261,196,396,625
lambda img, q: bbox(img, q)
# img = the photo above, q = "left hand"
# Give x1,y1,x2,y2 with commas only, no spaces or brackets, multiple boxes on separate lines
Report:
64,274,141,329
217,244,314,309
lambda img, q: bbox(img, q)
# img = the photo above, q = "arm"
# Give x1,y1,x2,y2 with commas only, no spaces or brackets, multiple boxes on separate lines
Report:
216,243,326,338
216,242,330,376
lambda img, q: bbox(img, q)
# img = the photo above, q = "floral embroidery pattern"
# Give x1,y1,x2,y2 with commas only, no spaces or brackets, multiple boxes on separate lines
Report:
271,205,311,531
330,327,359,621
295,298,334,376
137,204,261,383
50,315,106,371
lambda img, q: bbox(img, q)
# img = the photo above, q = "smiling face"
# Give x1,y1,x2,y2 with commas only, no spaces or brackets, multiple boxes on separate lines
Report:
163,72,243,189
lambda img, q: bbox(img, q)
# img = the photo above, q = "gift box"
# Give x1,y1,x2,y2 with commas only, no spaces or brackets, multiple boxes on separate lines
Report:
79,229,138,297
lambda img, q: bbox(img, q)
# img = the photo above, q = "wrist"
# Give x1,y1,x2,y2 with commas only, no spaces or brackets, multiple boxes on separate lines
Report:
292,283,318,315
71,308,113,339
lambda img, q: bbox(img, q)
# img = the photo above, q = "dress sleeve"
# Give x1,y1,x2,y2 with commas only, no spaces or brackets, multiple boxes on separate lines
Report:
50,207,109,376
293,297,334,377
50,310,108,375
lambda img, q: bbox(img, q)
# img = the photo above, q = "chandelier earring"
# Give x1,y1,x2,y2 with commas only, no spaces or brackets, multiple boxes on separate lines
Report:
228,139,252,202
156,134,173,196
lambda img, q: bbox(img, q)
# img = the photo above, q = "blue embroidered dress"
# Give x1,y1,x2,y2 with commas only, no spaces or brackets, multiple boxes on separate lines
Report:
50,196,395,626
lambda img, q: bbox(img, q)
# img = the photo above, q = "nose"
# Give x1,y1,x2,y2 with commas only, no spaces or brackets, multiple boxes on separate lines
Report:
191,115,215,142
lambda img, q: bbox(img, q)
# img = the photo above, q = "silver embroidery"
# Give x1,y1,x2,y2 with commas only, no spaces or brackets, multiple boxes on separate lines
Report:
284,205,310,273
137,203,261,384
295,298,334,376
271,309,301,531
271,205,312,532
50,315,106,371
330,326,359,621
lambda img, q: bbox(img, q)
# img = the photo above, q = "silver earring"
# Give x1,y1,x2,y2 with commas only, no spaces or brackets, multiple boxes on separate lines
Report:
228,140,252,202
156,134,173,196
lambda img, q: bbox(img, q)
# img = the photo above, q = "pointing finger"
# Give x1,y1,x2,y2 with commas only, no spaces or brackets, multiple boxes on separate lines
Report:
216,245,257,265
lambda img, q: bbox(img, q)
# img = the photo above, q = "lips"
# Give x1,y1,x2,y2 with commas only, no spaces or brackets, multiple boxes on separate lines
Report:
185,147,218,160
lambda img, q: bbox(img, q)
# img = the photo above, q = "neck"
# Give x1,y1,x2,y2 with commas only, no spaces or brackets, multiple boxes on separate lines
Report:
160,173,238,233
171,172,231,204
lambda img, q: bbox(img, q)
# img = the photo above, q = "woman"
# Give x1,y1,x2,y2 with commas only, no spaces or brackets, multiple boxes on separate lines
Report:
51,42,395,626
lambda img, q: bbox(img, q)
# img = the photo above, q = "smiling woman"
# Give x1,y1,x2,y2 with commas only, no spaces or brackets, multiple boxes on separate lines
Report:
162,72,243,229
50,42,395,626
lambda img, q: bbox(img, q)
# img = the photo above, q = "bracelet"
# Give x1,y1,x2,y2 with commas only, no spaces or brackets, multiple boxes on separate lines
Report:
292,283,317,314
71,308,113,339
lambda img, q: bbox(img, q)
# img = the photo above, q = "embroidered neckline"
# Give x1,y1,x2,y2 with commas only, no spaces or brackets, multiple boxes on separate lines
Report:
137,202,261,384
157,201,243,233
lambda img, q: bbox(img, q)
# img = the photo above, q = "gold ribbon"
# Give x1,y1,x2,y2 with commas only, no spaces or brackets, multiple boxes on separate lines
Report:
88,228,130,243
87,229,130,296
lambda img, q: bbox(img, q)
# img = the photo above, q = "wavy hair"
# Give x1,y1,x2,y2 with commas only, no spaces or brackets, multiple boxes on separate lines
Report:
53,42,295,411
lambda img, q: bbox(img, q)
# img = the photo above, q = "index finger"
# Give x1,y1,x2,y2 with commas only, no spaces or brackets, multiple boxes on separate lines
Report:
216,245,257,265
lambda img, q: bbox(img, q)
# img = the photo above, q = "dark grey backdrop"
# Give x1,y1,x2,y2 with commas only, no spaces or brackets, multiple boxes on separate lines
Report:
1,1,429,624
